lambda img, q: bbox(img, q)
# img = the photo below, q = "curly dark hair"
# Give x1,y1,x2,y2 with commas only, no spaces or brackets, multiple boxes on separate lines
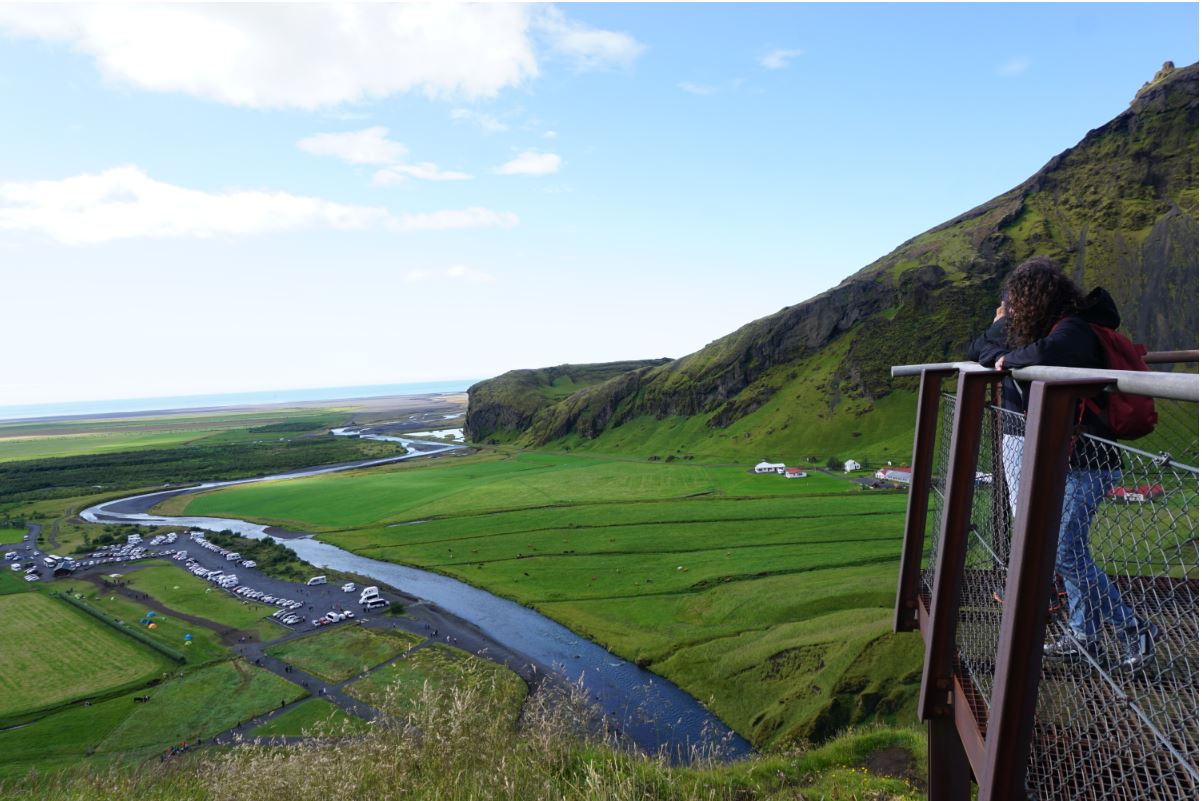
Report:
1003,257,1086,347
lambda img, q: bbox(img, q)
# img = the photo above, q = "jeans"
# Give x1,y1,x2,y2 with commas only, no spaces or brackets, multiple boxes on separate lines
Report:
1057,468,1135,639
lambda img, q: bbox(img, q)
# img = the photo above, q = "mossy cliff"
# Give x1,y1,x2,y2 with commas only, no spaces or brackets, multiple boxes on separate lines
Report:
468,63,1198,458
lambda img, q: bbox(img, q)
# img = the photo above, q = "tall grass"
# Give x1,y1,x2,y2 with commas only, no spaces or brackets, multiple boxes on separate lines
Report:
4,667,924,801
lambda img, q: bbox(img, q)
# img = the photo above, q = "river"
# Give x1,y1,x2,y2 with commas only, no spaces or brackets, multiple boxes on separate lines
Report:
81,427,754,762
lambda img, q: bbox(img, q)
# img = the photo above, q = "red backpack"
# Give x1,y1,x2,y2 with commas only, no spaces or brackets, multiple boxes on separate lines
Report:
1084,324,1158,440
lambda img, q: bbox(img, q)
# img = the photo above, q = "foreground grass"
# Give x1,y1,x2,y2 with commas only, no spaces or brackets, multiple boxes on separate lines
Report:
180,450,920,748
2,669,926,801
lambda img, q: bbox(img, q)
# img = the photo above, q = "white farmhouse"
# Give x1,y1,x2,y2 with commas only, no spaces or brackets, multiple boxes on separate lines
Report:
755,461,786,474
844,460,861,473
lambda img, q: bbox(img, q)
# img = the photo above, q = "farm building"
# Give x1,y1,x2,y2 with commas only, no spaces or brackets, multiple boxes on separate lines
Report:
844,460,861,473
784,468,807,479
874,466,913,484
755,461,786,474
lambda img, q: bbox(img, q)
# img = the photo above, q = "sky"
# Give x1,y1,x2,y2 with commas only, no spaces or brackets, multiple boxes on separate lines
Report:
0,2,1197,407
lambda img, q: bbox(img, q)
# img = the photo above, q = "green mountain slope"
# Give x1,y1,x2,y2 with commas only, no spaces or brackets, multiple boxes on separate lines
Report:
468,63,1198,462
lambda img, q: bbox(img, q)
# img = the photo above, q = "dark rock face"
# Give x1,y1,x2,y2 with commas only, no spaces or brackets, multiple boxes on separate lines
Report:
469,63,1198,447
465,360,671,443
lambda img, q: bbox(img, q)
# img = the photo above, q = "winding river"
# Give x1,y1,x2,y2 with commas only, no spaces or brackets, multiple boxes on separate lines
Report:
81,427,754,761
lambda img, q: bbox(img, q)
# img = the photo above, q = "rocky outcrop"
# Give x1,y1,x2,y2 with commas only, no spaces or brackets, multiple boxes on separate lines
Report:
465,360,670,443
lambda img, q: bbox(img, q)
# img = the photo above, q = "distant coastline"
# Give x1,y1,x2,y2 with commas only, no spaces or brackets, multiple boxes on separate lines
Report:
0,380,478,423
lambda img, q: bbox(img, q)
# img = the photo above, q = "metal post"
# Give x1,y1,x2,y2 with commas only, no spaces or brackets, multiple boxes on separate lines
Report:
930,717,973,801
989,384,1010,577
895,367,957,633
980,379,1115,801
919,370,1000,720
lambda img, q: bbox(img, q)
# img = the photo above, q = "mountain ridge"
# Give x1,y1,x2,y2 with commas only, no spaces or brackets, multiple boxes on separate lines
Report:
468,62,1198,456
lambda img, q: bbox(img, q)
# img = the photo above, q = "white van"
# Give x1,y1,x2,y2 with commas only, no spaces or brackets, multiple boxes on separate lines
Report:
3,552,16,561
341,582,356,593
364,598,389,611
359,585,379,600
306,575,327,586
225,552,241,561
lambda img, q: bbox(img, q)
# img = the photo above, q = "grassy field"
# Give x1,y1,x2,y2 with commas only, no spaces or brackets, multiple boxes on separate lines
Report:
182,450,919,748
0,527,26,544
0,660,305,782
0,569,32,596
345,643,527,720
248,698,368,738
0,593,170,720
0,431,213,463
265,626,423,684
121,564,280,635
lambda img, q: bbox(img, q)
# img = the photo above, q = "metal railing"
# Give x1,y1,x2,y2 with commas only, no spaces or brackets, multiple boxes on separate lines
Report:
892,351,1199,801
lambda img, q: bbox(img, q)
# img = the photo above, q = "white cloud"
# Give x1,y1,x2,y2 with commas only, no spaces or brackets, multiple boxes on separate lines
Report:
759,48,803,70
299,126,471,184
450,108,509,134
543,130,558,139
0,5,642,109
403,264,495,284
534,6,644,71
372,163,473,185
997,56,1032,76
678,79,744,96
495,151,562,176
678,81,720,96
0,166,515,244
388,208,517,233
298,127,407,165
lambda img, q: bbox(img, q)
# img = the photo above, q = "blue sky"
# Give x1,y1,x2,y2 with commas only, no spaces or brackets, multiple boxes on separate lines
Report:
0,3,1196,406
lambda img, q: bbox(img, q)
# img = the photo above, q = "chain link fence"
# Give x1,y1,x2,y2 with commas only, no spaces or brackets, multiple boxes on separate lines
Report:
928,380,1198,799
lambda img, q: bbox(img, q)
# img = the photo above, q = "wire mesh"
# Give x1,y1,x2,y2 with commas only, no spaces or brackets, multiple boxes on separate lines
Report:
933,378,1199,799
919,392,957,604
954,402,1026,720
1025,423,1199,801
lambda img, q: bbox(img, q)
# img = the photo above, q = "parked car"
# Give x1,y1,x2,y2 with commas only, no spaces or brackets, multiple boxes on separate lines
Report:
306,575,327,586
341,582,356,593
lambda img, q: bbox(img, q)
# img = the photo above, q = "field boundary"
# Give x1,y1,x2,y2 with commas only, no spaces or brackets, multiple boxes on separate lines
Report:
54,592,187,664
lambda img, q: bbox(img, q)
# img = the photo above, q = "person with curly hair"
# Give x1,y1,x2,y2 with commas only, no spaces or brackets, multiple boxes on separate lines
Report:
968,256,1157,671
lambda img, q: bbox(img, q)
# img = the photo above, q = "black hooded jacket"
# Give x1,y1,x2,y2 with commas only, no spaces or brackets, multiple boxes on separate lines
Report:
967,287,1122,468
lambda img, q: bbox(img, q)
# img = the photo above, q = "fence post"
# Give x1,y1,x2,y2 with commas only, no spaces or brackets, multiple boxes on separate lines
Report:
980,378,1115,801
919,370,1000,720
895,367,958,633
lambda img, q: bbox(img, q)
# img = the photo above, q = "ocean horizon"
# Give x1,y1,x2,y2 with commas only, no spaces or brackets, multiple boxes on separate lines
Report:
0,380,479,423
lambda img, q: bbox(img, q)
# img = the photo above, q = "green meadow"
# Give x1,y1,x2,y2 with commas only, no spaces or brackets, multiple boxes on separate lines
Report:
248,698,367,738
345,643,528,720
181,450,920,747
0,593,171,720
265,627,423,684
0,660,304,782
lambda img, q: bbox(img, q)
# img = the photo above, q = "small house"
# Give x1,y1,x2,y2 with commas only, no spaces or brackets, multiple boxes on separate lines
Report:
784,468,807,479
844,460,861,473
755,461,786,474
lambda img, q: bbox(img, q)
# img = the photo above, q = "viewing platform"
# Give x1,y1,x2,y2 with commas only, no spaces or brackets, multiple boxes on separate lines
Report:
892,352,1198,801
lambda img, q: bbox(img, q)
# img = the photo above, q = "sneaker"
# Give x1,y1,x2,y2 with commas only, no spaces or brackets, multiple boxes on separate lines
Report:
1044,630,1100,662
1119,622,1159,672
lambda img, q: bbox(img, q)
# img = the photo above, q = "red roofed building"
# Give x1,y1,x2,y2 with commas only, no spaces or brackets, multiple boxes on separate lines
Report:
1107,484,1165,503
875,466,913,484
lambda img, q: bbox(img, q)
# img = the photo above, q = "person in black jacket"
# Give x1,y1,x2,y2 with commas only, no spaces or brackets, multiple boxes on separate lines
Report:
968,257,1157,671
